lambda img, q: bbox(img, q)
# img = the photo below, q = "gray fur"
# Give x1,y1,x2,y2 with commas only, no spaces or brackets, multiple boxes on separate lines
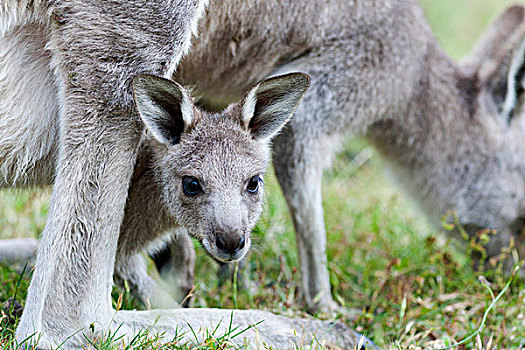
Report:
1,1,314,344
0,238,38,265
2,0,524,346
0,18,310,344
1,0,209,347
109,308,369,349
168,0,525,313
0,0,307,348
114,73,309,303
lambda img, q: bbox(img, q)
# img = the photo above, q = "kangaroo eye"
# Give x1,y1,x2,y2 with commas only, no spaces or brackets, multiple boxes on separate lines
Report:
246,175,260,194
182,176,202,196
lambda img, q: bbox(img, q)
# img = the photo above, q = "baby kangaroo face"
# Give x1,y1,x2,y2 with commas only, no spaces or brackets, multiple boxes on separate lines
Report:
132,73,310,262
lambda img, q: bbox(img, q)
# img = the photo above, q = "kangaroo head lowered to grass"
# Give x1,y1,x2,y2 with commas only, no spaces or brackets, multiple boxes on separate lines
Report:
111,0,525,317
160,0,525,314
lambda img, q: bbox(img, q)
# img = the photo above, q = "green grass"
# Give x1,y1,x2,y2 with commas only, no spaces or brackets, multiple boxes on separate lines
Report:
420,0,518,59
1,0,525,348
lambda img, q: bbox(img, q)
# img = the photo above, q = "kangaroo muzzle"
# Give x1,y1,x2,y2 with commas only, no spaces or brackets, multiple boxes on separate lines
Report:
215,232,247,261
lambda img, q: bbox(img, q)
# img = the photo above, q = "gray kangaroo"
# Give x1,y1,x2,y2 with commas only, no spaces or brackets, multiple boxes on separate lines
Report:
152,0,524,314
1,1,365,349
3,0,524,347
0,70,311,309
117,72,310,308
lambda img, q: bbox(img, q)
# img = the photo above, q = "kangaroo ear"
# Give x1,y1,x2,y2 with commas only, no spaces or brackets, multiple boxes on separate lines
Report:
132,75,194,145
500,35,525,119
465,5,525,73
467,5,525,120
240,73,310,141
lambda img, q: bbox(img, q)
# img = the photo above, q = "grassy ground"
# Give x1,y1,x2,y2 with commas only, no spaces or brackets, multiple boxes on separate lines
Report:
1,0,524,348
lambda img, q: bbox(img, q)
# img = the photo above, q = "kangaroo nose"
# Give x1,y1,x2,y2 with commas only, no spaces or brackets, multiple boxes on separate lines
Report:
216,234,245,255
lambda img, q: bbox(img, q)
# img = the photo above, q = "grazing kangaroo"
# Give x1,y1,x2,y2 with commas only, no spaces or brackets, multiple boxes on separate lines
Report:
143,0,524,314
1,1,367,349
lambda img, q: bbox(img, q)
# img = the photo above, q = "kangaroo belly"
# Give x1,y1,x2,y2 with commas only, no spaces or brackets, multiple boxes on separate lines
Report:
0,23,59,187
176,0,350,109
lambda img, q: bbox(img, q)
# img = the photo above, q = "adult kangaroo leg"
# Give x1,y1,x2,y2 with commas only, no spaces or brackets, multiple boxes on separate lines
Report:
273,126,336,313
271,53,360,314
271,63,342,312
271,9,419,311
15,1,206,347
